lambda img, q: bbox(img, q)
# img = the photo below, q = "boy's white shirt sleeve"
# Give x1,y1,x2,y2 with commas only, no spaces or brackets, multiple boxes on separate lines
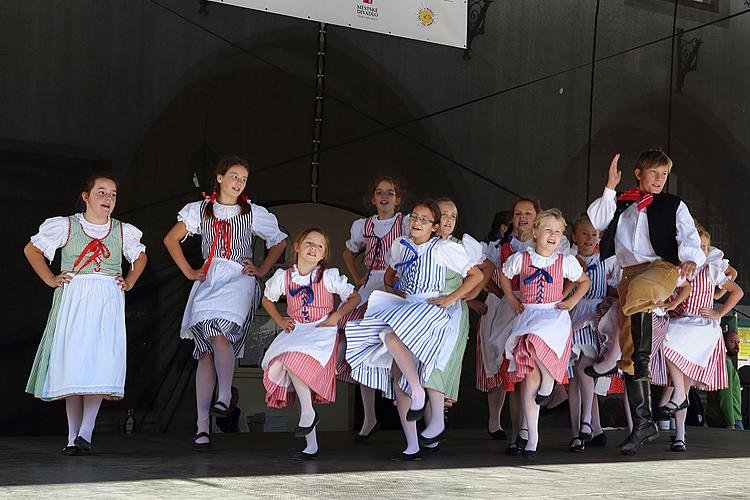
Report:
263,268,287,302
177,201,203,236
345,218,367,253
251,204,287,249
675,202,706,267
323,268,355,302
30,216,69,262
587,187,617,232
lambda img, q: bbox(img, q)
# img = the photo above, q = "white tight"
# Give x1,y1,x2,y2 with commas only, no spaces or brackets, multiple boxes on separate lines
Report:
568,356,595,438
194,336,236,444
487,387,506,433
65,395,103,446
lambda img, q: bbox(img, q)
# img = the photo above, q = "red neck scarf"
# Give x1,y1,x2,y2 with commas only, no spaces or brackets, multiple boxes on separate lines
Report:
617,189,654,211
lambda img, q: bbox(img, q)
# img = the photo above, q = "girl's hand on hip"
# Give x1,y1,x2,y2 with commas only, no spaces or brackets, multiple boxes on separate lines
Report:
47,271,73,288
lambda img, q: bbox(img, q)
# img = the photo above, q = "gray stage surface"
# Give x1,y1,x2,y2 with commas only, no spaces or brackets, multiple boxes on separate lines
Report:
1,428,748,499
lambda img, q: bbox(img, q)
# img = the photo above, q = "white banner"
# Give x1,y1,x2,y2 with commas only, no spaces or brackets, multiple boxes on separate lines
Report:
209,0,467,49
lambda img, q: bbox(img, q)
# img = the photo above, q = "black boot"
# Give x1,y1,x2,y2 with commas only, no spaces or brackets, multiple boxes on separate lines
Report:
631,312,652,382
619,374,658,455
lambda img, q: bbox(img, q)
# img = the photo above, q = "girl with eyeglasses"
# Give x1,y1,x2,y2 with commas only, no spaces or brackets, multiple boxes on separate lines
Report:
345,200,484,460
340,176,408,442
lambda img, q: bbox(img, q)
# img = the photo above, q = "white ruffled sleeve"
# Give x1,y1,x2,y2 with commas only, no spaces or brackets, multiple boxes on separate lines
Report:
387,237,408,269
177,201,203,236
461,234,485,267
502,252,523,279
435,239,473,277
708,261,731,289
30,216,70,262
323,268,355,303
263,268,287,302
563,253,584,281
121,223,146,263
345,218,367,253
250,204,287,248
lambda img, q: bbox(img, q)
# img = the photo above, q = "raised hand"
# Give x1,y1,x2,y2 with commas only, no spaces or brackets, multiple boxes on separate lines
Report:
606,153,622,190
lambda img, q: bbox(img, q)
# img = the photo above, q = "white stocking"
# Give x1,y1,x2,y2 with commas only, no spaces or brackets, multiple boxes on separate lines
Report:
211,335,235,405
520,368,542,451
195,353,216,444
510,388,526,442
422,389,445,438
78,395,103,442
577,357,595,432
384,332,424,411
531,348,554,397
488,387,506,432
288,369,315,427
65,396,83,446
591,395,603,435
393,364,419,454
358,385,378,435
666,360,688,404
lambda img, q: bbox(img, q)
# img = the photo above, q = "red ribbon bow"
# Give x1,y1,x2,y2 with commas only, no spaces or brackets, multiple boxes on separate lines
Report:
73,239,111,274
617,189,654,211
202,220,232,273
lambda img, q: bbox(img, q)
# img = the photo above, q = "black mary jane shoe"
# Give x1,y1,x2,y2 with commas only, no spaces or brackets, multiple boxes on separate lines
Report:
295,410,320,437
504,443,520,456
73,436,92,453
209,401,230,418
488,428,508,440
589,432,607,447
418,429,447,447
61,445,81,456
657,398,689,417
579,422,593,441
406,400,427,422
515,428,529,450
291,450,319,461
391,450,423,462
583,365,618,379
535,391,553,407
425,444,441,454
353,423,380,443
568,437,585,453
192,432,212,452
670,439,686,453
521,448,537,459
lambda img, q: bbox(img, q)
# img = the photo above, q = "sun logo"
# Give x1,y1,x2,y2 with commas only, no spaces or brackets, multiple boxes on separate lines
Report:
417,6,434,26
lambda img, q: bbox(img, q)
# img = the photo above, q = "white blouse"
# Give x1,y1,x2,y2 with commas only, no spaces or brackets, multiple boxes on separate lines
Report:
264,266,355,303
30,214,146,263
345,213,409,253
502,247,584,282
703,246,731,289
387,236,474,278
177,201,287,249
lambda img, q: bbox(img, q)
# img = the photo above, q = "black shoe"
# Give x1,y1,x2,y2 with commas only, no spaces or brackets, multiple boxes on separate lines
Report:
589,432,607,447
657,398,689,417
61,445,81,456
295,410,320,437
619,424,659,455
353,423,380,443
521,449,536,458
504,443,520,456
192,432,211,451
579,422,593,441
568,437,585,453
535,387,554,407
583,365,618,379
73,436,92,453
292,450,319,461
631,312,653,382
209,401,230,418
391,450,423,461
425,444,441,454
418,429,447,446
515,428,529,450
406,399,427,422
670,439,686,452
488,428,508,440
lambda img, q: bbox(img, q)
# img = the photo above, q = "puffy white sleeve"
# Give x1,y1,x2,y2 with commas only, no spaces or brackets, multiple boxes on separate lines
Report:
122,223,146,263
323,268,355,303
250,204,287,248
345,218,367,253
675,202,706,268
484,241,501,266
604,255,621,287
263,268,287,302
562,253,584,281
587,187,617,232
30,216,70,262
435,240,473,277
502,252,524,279
708,260,731,289
387,237,408,269
177,201,203,236
461,234,485,266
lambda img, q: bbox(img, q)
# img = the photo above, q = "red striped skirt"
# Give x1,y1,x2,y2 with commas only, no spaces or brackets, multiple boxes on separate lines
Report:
475,329,503,392
264,347,338,408
664,338,728,391
504,334,572,386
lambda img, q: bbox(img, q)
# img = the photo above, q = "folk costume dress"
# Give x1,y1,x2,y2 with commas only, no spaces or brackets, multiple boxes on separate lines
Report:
345,236,474,397
501,248,583,387
177,199,286,359
26,214,145,401
262,266,355,407
661,248,730,391
337,213,406,383
424,234,484,404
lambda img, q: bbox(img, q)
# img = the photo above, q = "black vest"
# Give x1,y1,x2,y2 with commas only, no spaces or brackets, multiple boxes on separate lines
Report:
599,192,681,266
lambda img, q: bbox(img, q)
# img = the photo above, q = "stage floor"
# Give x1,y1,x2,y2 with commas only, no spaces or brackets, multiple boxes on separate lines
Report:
1,427,748,498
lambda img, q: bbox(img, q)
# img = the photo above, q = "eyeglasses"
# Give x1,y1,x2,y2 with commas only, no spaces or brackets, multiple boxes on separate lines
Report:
375,190,396,197
409,213,436,224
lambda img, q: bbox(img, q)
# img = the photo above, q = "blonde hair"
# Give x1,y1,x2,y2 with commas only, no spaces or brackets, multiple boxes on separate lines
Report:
694,220,710,243
635,149,673,173
533,208,567,232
